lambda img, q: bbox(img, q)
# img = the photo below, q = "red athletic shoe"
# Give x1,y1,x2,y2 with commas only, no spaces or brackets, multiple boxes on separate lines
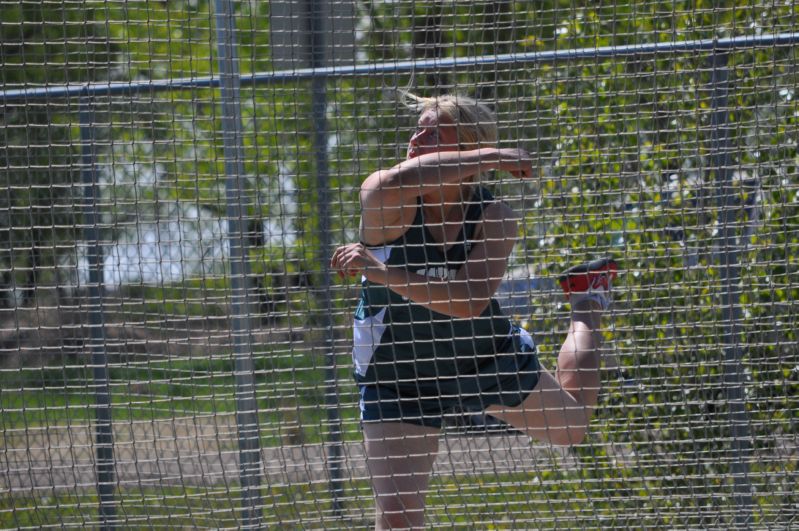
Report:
558,258,618,310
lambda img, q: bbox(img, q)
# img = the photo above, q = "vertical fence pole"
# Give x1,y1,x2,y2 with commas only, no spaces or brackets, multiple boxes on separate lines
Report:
211,1,264,527
708,51,754,527
80,97,116,529
307,0,344,516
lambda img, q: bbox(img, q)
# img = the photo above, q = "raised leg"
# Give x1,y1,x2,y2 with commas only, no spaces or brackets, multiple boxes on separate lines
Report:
487,258,618,445
486,299,604,445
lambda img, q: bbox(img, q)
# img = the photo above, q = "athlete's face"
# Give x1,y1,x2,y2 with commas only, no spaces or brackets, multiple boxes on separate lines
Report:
406,109,460,160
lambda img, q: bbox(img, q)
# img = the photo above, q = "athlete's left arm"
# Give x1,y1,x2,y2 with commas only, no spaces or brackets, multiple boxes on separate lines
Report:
331,202,517,318
447,201,518,317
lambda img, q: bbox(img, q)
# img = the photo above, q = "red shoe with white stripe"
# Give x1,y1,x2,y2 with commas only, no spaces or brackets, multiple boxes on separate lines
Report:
558,258,618,310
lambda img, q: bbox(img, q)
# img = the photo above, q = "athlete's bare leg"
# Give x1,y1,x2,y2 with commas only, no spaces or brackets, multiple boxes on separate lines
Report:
487,299,605,445
363,421,441,529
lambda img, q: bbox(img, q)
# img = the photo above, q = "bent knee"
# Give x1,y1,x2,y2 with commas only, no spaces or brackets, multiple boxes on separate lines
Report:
561,385,600,411
545,426,588,446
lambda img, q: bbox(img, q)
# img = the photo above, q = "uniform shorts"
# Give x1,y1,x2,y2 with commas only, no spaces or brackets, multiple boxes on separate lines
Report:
358,326,540,429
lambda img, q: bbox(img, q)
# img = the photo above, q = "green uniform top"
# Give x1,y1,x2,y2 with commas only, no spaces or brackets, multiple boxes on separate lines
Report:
352,186,514,394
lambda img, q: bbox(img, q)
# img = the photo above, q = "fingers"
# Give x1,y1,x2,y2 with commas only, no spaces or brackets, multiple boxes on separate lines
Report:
509,162,533,179
330,245,348,269
515,148,533,179
498,148,534,179
509,163,532,179
517,167,533,180
331,243,365,281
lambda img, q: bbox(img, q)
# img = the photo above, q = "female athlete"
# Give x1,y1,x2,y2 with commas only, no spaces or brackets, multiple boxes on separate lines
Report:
331,93,618,529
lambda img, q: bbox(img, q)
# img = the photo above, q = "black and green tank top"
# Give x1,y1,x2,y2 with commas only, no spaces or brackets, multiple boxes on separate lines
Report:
352,186,514,393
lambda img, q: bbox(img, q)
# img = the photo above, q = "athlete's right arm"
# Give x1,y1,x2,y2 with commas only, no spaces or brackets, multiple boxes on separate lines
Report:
358,148,532,245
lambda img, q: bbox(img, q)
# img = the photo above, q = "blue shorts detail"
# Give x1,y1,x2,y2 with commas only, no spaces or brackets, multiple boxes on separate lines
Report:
359,327,540,429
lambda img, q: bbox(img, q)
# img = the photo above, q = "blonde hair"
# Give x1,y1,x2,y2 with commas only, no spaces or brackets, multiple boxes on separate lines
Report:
402,92,498,151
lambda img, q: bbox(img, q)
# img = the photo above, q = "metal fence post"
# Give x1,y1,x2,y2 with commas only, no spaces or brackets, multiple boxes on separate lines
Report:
307,0,344,516
708,50,754,528
211,1,264,527
79,96,116,529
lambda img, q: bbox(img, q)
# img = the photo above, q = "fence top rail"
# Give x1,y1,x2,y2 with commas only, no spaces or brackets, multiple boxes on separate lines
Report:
2,32,798,102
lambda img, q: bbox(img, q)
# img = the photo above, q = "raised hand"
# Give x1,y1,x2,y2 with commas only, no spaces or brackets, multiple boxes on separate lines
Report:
497,148,534,179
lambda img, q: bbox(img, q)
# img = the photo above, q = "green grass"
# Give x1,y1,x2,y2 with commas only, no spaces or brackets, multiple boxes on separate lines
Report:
0,357,362,447
3,468,795,529
2,353,796,528
0,484,369,529
0,472,665,529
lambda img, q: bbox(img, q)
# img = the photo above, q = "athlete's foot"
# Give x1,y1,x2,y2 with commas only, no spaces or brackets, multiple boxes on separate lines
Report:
559,258,629,380
558,257,618,311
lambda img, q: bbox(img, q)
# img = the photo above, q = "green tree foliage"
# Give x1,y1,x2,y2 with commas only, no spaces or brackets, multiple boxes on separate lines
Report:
0,1,118,306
